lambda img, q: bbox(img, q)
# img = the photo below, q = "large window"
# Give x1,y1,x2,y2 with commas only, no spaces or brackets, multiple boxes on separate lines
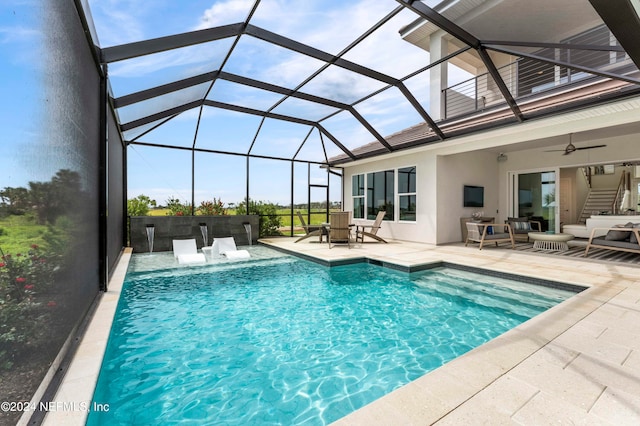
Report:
352,174,365,219
367,170,395,220
398,167,416,221
352,166,416,222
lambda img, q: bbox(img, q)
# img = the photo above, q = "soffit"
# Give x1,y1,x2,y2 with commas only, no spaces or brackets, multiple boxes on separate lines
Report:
335,97,640,167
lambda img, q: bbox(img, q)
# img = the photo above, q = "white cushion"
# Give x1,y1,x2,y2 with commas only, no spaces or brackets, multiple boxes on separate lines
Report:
224,250,250,259
562,224,589,239
177,253,207,264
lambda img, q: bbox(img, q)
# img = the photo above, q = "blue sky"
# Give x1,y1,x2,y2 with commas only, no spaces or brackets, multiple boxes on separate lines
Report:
0,2,52,189
89,0,438,206
2,0,470,207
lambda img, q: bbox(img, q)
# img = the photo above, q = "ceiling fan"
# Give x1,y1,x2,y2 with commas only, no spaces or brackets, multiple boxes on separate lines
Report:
545,134,606,155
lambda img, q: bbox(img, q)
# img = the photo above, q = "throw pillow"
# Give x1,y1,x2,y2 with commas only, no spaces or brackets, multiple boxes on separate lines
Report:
630,223,640,244
605,222,633,241
513,221,532,231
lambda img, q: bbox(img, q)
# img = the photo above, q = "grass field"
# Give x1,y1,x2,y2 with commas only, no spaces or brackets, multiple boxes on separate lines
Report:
0,209,337,255
147,208,335,227
148,208,171,216
0,215,48,254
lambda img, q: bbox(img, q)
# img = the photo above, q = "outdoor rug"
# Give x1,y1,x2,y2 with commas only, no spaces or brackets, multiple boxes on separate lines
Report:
511,241,640,266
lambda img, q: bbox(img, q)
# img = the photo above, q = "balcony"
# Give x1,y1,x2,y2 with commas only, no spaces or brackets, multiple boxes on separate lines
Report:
441,24,638,121
443,56,637,121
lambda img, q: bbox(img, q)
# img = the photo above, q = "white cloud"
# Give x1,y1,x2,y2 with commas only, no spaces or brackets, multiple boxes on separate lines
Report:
194,0,256,30
87,0,148,46
104,0,432,106
0,25,39,44
97,0,447,167
107,41,233,90
0,25,42,67
341,8,432,79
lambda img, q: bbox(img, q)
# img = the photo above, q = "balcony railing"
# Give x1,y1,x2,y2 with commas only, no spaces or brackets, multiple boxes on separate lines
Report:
442,25,634,120
443,59,633,120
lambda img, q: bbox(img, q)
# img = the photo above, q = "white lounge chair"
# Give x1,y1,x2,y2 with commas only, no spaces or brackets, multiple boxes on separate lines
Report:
172,239,207,264
210,237,251,259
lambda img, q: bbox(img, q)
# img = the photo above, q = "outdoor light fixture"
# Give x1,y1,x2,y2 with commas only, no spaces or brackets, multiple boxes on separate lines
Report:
497,153,508,162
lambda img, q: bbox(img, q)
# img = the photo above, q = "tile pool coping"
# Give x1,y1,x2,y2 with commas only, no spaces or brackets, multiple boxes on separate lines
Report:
264,242,586,293
43,239,640,425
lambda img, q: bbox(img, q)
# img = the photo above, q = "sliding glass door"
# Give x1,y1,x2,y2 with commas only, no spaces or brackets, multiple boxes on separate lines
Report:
510,170,558,232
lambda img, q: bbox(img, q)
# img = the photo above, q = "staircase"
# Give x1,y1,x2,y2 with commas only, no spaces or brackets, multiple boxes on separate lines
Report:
578,189,618,223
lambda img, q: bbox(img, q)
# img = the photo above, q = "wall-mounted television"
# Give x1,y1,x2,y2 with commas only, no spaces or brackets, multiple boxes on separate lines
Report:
463,185,484,207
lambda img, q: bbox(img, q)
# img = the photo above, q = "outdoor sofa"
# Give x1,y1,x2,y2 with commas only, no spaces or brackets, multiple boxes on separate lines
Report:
564,214,640,239
584,223,640,257
505,217,542,242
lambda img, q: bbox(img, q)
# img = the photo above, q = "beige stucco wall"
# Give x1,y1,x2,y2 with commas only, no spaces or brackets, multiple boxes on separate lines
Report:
342,149,498,245
342,152,436,244
437,151,499,243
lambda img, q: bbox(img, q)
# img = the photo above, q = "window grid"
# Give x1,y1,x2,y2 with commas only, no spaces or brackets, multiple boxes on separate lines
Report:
398,166,416,222
352,166,417,223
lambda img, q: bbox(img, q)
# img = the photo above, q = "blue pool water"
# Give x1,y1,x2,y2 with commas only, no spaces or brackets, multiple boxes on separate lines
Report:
88,247,576,425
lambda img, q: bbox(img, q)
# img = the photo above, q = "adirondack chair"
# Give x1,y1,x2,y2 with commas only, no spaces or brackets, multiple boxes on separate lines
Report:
355,210,387,243
294,211,323,243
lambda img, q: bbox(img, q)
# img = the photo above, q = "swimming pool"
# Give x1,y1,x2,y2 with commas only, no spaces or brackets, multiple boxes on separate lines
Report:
88,247,577,425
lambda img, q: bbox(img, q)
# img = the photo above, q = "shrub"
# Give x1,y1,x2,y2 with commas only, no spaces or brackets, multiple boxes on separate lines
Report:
166,197,192,216
0,245,54,302
236,198,281,237
42,216,74,265
0,244,56,370
127,194,157,216
0,298,46,369
197,198,227,215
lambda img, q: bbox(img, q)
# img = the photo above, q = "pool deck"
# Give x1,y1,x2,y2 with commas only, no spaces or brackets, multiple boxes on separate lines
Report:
44,238,640,425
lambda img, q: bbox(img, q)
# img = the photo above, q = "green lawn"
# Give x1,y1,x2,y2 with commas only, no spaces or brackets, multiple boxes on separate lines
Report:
0,215,48,255
148,208,334,225
1,209,337,255
148,208,171,216
279,210,333,227
146,208,336,235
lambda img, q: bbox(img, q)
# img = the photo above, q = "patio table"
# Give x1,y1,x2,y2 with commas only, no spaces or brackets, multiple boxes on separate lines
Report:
528,232,575,251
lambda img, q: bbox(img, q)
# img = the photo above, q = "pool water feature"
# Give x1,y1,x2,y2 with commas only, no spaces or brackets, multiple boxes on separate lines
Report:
88,248,577,425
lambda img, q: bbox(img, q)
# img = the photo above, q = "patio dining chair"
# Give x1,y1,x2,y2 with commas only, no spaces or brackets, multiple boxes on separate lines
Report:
328,211,351,248
355,210,388,243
